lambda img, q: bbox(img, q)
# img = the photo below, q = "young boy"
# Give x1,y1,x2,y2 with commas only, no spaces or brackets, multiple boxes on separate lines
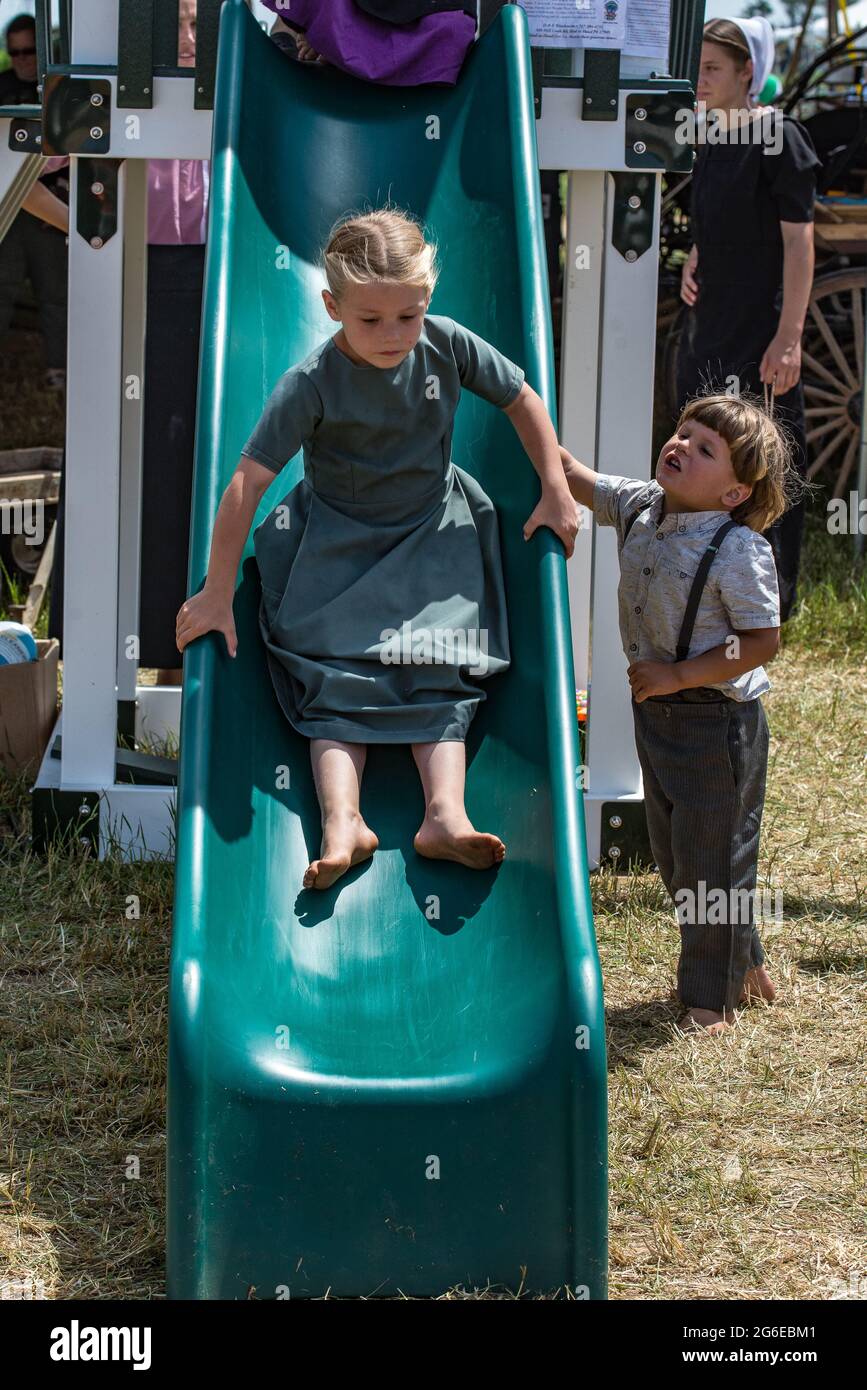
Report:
562,394,792,1032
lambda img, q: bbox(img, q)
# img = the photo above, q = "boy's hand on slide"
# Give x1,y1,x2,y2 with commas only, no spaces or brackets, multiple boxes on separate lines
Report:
627,659,683,702
523,486,580,559
176,588,238,658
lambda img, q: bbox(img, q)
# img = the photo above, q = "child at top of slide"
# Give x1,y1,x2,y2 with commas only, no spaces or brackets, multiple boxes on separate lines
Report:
561,394,795,1034
176,207,578,891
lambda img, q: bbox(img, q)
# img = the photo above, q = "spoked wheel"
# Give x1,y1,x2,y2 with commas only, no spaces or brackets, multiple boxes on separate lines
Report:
802,268,867,497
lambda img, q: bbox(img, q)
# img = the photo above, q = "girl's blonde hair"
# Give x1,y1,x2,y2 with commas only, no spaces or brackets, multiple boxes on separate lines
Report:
676,391,802,533
322,206,440,301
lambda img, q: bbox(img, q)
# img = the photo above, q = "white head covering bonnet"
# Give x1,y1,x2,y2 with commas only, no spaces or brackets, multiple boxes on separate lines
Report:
735,16,776,105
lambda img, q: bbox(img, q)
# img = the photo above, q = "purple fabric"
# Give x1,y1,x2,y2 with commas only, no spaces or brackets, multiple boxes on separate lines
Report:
262,0,475,86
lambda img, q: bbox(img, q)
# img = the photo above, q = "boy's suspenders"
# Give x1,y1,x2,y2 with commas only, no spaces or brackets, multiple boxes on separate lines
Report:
621,504,738,663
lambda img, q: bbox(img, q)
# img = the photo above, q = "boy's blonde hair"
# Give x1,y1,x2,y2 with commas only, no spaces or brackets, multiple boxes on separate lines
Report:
676,391,801,533
322,206,440,301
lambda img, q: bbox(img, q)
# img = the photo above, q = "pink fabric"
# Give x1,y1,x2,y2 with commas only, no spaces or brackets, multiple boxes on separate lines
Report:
37,155,210,245
147,159,210,245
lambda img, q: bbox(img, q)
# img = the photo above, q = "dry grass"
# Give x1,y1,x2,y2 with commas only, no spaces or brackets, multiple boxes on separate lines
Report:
1,648,863,1301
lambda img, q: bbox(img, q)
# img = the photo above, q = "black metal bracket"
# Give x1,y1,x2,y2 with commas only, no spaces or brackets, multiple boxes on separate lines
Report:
600,801,654,872
117,0,156,109
74,157,121,248
31,786,100,855
583,48,620,122
611,171,656,262
625,91,695,172
41,74,111,155
531,46,544,119
194,0,223,111
8,116,43,154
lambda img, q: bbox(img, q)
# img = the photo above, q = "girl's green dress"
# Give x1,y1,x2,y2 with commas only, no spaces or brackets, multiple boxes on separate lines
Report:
241,314,522,743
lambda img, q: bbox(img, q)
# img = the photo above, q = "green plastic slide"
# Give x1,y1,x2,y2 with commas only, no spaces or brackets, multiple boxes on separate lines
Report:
168,0,607,1299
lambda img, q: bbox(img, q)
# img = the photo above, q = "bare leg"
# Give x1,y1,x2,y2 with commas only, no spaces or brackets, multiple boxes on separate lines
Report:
412,741,505,870
304,739,378,890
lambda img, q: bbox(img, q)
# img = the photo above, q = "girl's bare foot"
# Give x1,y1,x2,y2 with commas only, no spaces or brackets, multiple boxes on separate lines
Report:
677,1007,736,1036
303,811,378,890
740,965,776,1005
414,809,505,870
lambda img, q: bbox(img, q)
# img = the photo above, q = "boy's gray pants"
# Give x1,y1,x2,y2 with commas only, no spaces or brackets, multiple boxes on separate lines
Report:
631,690,769,1013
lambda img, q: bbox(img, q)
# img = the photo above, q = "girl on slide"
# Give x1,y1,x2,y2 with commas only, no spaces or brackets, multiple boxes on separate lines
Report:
176,208,578,890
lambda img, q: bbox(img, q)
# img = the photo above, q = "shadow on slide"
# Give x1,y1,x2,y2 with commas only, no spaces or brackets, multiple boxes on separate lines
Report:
168,0,607,1299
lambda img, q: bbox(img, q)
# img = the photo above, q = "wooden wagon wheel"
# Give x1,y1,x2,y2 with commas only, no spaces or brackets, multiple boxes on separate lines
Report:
802,268,867,497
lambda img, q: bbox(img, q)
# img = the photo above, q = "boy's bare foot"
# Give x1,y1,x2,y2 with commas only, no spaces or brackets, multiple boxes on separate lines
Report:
740,965,776,1005
303,812,378,890
414,810,505,870
677,1007,736,1035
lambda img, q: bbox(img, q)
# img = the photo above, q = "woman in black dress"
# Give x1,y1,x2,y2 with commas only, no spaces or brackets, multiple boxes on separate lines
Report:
676,17,820,621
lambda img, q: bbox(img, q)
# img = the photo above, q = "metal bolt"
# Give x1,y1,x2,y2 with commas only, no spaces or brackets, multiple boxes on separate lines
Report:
609,815,622,829
585,96,592,105
119,83,126,92
89,126,103,139
78,803,90,816
197,86,204,94
90,92,103,106
609,846,621,860
625,249,638,262
635,107,647,120
90,236,104,249
610,98,616,106
91,181,104,195
35,135,41,144
143,86,150,94
633,141,646,155
13,128,26,143
627,194,641,209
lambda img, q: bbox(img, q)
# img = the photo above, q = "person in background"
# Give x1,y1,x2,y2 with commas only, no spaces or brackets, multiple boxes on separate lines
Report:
0,12,69,391
139,0,210,686
262,0,477,86
676,16,819,622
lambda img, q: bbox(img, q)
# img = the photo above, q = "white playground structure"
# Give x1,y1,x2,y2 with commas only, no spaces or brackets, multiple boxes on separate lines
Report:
0,0,703,868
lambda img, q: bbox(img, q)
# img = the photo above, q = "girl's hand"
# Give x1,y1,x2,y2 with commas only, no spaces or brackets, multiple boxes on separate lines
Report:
523,485,580,559
680,245,699,307
627,660,683,703
176,588,238,658
759,332,801,395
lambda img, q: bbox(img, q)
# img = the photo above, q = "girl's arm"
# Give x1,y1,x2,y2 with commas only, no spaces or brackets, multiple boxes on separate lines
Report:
628,628,780,702
176,457,274,657
22,182,69,233
681,243,699,307
759,221,813,394
503,383,580,557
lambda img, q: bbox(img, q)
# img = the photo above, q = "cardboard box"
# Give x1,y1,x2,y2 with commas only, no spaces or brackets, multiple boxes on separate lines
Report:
0,638,59,775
